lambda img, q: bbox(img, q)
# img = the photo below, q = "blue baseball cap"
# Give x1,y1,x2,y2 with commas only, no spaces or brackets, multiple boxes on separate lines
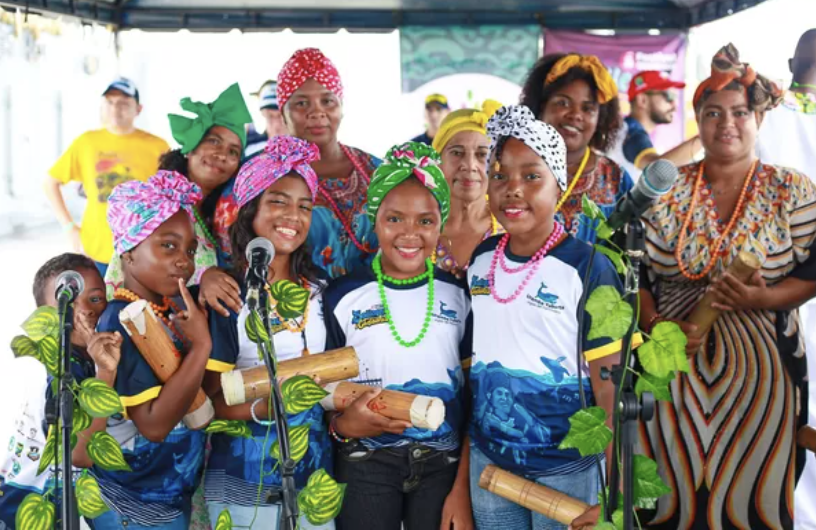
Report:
253,80,279,110
102,77,140,103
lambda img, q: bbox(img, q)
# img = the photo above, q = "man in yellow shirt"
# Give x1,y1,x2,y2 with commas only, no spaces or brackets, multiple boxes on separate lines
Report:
44,77,169,275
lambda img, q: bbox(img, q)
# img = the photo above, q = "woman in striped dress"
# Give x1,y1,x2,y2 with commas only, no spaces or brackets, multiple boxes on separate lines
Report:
637,44,816,530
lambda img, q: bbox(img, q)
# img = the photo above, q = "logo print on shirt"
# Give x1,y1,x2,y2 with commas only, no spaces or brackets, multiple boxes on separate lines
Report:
433,300,462,324
352,306,388,330
470,275,490,296
527,282,565,312
27,446,41,462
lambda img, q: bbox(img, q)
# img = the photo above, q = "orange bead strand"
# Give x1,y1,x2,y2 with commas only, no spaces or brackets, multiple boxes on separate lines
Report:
113,288,183,341
675,160,758,281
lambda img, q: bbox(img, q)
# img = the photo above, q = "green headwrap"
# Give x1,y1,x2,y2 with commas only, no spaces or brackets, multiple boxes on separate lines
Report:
168,83,253,155
367,141,451,228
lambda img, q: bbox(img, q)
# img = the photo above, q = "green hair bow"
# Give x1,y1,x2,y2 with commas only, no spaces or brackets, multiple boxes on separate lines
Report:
168,83,253,155
367,141,451,228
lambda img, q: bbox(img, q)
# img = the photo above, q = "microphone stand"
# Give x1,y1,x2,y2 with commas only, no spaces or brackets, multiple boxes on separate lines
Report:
604,219,655,529
245,267,299,530
52,292,80,530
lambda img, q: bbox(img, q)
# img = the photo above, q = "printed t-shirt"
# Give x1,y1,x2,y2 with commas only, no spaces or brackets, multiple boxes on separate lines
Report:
323,266,472,451
205,280,331,506
49,129,169,263
467,234,623,478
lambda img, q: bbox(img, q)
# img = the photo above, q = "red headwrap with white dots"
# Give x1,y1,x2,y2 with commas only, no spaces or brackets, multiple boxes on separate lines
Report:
276,48,344,111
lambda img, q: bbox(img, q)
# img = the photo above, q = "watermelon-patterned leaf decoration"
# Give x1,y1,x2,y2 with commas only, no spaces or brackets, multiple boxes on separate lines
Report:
76,470,109,518
72,402,93,436
298,468,347,526
282,375,329,415
11,335,40,362
270,279,309,319
245,308,270,345
87,432,131,472
78,378,123,418
215,508,233,530
205,419,253,439
270,424,310,464
15,493,55,530
37,335,60,377
21,306,59,342
37,427,59,476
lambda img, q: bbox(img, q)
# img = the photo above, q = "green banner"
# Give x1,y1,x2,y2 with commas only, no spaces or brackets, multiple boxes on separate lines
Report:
400,26,541,92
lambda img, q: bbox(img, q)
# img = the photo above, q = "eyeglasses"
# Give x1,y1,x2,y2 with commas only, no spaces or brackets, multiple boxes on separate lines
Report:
645,91,676,103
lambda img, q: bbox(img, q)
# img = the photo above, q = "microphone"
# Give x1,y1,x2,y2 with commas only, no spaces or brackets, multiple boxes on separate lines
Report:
54,270,84,305
606,159,679,231
245,237,275,307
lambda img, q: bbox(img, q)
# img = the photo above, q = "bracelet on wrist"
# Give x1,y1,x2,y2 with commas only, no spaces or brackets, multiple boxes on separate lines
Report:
250,398,274,426
329,414,353,444
646,313,663,333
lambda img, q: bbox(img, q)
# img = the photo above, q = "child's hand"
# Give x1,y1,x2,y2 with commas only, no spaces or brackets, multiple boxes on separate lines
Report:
334,388,412,439
73,310,96,348
199,267,242,317
87,332,123,374
568,504,601,530
171,278,212,350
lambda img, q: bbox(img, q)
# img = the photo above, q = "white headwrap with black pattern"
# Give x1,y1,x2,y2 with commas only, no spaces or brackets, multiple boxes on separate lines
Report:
486,104,568,191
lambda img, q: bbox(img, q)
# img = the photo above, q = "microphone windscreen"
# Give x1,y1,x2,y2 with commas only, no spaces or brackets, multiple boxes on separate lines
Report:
55,270,85,296
639,159,679,200
246,237,275,267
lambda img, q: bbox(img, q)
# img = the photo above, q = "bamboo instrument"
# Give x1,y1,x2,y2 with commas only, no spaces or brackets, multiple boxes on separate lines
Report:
320,381,445,430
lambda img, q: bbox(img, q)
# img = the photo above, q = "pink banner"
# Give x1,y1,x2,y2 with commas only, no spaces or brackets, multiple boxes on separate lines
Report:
544,30,688,155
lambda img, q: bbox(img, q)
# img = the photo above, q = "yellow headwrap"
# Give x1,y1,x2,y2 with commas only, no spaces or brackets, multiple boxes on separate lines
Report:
432,99,503,154
544,55,618,104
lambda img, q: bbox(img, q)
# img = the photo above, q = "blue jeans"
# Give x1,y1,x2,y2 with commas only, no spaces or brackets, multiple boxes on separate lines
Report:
469,445,602,530
207,502,335,529
92,510,189,529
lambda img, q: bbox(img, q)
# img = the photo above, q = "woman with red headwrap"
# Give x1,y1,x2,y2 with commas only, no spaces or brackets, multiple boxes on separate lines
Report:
277,48,381,279
630,44,816,530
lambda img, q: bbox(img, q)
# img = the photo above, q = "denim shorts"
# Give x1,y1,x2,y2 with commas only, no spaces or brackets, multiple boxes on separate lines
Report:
469,444,603,530
206,502,334,530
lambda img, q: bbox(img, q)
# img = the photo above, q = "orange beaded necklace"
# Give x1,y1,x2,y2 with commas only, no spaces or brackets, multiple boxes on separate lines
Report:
113,288,184,341
676,159,759,281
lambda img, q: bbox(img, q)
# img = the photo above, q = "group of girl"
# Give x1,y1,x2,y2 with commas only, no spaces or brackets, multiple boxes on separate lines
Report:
50,41,815,530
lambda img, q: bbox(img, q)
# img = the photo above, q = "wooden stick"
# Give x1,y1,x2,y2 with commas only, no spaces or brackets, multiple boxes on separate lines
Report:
319,381,445,430
798,425,816,453
221,347,359,406
687,251,762,340
118,300,213,430
479,465,589,525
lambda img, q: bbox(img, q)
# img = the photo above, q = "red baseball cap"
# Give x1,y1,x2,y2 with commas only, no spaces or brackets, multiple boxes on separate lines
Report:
628,71,686,101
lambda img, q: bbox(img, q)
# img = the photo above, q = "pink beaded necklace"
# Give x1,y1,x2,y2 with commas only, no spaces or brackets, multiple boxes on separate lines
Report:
488,222,564,304
316,144,375,254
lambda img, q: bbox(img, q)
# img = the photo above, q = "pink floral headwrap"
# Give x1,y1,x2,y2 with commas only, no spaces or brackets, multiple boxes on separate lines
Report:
107,170,202,255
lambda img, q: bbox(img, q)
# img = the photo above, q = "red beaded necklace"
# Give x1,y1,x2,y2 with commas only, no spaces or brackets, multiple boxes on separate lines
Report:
316,144,375,254
113,288,184,342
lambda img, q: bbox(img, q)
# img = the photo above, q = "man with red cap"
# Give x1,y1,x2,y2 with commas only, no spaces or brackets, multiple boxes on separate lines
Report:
608,70,699,178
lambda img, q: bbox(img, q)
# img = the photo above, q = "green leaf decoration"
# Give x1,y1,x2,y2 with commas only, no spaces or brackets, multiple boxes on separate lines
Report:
245,309,270,345
298,468,347,526
594,245,627,276
559,407,613,457
21,306,59,341
76,470,109,518
11,335,40,361
270,424,310,464
87,432,131,471
582,195,607,222
594,523,617,530
72,404,93,436
15,493,55,530
612,509,624,530
635,372,674,402
205,420,253,438
38,335,60,376
215,508,233,530
282,375,329,415
638,321,690,378
37,427,58,476
632,455,672,509
596,220,614,242
78,378,123,418
270,279,309,319
585,286,633,342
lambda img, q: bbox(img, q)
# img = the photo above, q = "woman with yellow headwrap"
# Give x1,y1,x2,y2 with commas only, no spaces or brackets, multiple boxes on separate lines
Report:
520,53,633,244
431,100,505,278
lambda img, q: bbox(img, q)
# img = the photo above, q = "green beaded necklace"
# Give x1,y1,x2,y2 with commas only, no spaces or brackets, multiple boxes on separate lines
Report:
192,207,220,251
373,253,434,348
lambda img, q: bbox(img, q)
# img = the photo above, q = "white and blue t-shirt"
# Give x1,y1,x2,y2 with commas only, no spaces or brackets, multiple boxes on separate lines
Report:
323,267,472,452
468,235,624,478
205,280,331,507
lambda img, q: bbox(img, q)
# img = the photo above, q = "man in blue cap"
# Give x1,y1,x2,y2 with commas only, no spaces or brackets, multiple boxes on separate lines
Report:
411,93,450,146
245,79,288,157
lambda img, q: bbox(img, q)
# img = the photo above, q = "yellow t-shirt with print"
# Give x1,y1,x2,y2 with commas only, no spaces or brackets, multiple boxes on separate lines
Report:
49,129,169,264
